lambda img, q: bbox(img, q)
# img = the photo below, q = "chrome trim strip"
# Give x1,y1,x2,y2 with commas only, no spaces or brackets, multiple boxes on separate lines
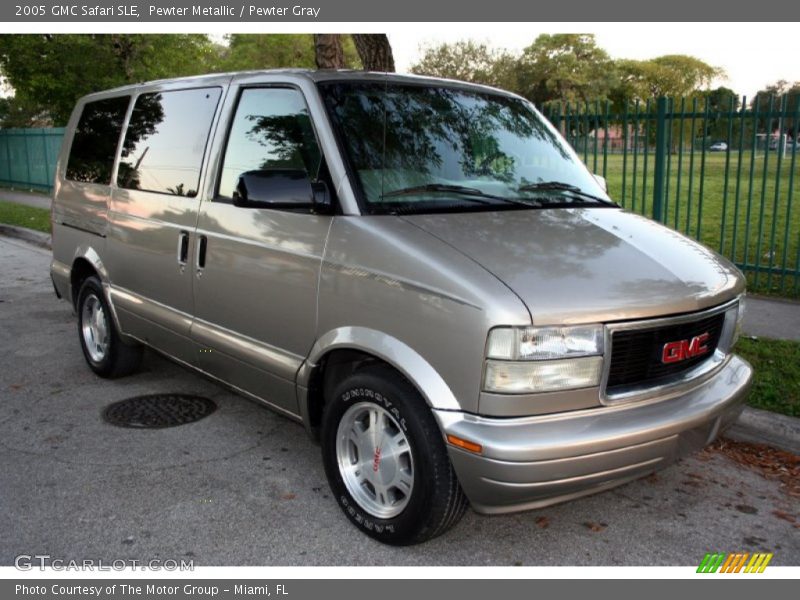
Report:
61,221,106,238
192,318,304,382
600,297,740,405
118,331,303,422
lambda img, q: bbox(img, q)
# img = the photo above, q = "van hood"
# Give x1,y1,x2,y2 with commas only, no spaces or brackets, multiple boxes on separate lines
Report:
402,208,744,325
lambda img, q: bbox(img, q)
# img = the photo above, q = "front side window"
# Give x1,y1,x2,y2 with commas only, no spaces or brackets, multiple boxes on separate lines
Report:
319,82,612,214
66,96,130,184
117,87,221,197
217,87,322,200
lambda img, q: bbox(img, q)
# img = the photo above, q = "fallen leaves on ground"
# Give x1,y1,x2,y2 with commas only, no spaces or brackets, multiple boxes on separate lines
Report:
534,516,550,529
583,521,607,532
772,510,796,524
704,437,800,499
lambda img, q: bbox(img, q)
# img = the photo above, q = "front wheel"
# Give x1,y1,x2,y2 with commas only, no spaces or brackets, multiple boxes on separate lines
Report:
76,276,142,378
321,364,468,545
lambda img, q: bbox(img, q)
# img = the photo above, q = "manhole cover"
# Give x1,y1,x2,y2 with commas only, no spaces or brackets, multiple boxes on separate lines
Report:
103,394,217,429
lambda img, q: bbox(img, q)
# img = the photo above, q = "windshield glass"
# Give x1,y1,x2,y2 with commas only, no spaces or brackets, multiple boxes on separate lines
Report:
318,81,612,214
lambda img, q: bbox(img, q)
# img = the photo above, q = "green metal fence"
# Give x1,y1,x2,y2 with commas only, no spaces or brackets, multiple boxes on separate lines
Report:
0,127,65,193
542,96,800,298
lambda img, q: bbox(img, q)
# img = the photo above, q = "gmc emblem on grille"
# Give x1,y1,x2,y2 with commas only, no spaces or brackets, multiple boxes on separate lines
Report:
661,332,710,364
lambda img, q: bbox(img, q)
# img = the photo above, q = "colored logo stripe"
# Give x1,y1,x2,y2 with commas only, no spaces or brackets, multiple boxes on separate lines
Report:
697,552,773,573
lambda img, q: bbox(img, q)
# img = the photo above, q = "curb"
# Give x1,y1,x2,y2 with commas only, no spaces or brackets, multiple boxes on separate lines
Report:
727,406,800,454
0,224,52,250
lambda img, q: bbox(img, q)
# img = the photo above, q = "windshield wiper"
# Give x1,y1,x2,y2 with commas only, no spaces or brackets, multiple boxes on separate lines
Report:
381,184,505,202
518,181,615,206
381,183,542,209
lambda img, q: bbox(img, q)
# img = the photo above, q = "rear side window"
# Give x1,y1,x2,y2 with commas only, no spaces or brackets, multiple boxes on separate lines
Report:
66,96,130,184
117,87,221,197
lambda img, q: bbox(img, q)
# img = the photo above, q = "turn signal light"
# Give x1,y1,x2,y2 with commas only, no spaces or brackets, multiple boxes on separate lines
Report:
446,434,483,454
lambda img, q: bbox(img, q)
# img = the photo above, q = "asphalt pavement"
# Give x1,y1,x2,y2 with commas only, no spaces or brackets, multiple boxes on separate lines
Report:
0,235,798,566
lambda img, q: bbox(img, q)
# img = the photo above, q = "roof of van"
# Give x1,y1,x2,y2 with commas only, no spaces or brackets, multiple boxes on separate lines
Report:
85,69,518,99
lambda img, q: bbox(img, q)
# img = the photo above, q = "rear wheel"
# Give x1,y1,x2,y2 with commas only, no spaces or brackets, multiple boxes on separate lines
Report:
76,276,142,378
321,364,468,545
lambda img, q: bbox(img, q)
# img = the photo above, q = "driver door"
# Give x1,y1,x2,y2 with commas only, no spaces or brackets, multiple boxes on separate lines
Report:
191,85,332,415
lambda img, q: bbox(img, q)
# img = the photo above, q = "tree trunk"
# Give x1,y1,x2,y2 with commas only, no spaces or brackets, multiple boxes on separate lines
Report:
313,34,345,69
110,35,138,80
352,34,395,72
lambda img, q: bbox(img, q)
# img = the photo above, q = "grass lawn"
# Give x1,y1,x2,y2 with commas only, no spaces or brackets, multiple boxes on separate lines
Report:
0,201,50,233
736,336,800,418
596,151,800,298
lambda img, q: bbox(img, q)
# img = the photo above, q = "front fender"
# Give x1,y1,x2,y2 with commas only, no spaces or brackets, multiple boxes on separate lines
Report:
298,326,461,412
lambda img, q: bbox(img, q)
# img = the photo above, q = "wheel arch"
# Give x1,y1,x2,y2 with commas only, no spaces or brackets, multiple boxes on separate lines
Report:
69,245,109,307
69,246,126,337
297,326,461,438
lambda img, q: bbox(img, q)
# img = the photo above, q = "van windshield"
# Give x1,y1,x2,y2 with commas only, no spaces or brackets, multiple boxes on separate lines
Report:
318,81,614,215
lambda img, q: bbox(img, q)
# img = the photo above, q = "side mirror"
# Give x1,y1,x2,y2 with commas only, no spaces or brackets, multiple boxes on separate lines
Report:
592,173,608,193
232,169,331,213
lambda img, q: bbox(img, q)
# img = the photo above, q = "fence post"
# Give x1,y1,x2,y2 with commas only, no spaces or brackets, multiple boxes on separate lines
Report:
652,97,668,223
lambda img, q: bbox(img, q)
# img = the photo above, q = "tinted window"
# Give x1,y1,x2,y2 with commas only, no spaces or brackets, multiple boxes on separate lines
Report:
66,96,130,184
217,88,321,200
320,82,609,214
117,87,221,197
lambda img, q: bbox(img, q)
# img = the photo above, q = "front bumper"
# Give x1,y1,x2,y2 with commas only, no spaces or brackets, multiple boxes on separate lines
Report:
434,354,753,514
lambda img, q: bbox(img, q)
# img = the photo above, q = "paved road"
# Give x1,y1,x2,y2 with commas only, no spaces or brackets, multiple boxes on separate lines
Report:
0,236,797,566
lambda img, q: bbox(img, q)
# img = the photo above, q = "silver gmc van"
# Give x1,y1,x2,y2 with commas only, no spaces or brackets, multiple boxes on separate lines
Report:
50,70,753,545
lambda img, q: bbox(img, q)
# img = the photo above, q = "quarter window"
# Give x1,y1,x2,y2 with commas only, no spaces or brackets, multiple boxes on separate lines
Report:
117,87,221,197
66,96,130,184
217,87,321,200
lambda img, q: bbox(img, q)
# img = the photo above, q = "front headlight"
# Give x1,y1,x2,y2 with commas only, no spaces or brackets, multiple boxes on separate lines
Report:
720,297,745,353
484,325,604,393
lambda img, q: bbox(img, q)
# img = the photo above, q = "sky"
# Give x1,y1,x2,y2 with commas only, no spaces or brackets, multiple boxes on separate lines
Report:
386,23,800,98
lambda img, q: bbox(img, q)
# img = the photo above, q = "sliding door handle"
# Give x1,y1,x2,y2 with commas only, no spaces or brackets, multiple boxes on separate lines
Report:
177,231,190,266
196,235,208,270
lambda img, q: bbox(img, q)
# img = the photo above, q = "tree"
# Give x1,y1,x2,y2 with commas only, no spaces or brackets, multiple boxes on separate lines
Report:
314,34,345,69
751,80,800,139
612,55,722,102
352,34,395,72
411,40,517,89
516,34,615,106
219,34,360,72
701,86,741,143
0,34,218,126
312,34,394,71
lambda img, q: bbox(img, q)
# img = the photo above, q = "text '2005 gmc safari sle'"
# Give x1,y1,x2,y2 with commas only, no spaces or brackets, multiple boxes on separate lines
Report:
50,70,752,545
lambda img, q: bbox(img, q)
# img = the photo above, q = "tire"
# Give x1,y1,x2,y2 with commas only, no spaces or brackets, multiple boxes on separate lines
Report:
321,364,468,545
76,276,142,378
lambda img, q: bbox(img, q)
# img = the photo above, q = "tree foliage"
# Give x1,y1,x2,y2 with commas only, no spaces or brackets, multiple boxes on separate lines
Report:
751,80,800,136
0,33,367,127
613,55,721,102
410,40,517,89
516,34,615,105
0,34,219,126
752,80,800,113
411,36,725,110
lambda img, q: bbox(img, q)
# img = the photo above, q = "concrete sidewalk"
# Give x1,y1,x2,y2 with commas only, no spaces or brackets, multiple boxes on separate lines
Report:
0,188,51,210
743,296,800,342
